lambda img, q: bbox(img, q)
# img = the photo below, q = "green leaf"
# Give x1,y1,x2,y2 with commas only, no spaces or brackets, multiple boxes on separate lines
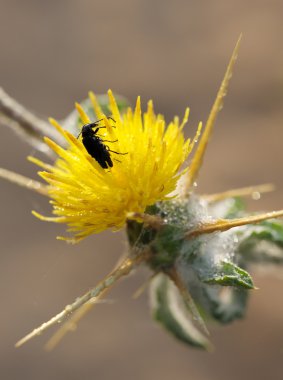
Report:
150,273,212,350
202,286,249,323
178,228,254,290
175,226,253,322
127,196,254,326
149,225,184,269
238,220,283,263
201,261,254,289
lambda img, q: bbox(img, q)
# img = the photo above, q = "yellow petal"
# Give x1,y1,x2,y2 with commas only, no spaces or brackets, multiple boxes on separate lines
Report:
31,91,199,241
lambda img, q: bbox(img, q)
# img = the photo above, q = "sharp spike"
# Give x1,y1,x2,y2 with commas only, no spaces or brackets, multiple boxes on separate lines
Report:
15,252,148,348
184,35,242,193
187,209,283,238
0,167,49,196
202,183,275,202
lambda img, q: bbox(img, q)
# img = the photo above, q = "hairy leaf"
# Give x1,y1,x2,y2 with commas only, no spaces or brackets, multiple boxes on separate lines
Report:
237,220,283,263
201,261,254,289
150,273,212,350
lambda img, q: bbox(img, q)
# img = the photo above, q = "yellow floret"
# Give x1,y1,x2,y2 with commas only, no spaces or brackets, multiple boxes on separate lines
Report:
30,90,201,242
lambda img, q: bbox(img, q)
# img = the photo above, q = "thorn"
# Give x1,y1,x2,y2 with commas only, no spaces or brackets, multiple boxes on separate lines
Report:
187,209,283,238
0,167,49,196
183,35,242,193
202,183,275,202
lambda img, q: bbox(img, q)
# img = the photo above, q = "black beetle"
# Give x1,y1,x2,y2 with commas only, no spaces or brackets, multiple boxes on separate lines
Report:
78,117,127,169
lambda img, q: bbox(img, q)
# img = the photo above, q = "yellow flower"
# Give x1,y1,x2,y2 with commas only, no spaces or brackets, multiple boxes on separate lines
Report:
29,90,201,242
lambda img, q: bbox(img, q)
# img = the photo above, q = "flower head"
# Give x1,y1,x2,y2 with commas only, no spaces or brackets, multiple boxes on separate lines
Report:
3,35,283,351
30,90,201,242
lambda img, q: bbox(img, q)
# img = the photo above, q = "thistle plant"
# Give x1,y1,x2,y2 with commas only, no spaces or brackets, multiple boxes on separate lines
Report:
1,36,283,351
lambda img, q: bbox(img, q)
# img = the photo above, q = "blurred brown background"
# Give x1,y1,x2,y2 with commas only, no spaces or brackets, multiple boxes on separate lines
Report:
1,1,283,379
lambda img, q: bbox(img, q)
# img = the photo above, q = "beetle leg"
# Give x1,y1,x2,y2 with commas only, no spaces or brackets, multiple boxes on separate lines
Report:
107,116,116,123
113,158,122,163
89,117,116,129
106,148,128,155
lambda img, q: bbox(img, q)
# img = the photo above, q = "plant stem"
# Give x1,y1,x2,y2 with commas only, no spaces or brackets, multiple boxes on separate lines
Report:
0,167,49,196
0,87,56,139
16,250,149,348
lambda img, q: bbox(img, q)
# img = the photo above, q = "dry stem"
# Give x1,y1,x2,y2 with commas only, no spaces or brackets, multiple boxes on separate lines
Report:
16,250,149,348
0,87,57,140
0,168,48,196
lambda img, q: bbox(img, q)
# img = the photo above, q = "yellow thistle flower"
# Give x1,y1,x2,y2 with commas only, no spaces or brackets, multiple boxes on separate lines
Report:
4,35,283,350
28,90,201,242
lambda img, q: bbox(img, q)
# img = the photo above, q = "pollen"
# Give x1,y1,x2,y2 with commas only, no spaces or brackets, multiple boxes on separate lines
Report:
30,90,201,242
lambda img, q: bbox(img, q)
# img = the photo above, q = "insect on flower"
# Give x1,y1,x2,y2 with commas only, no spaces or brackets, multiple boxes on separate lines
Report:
2,35,283,351
78,117,127,169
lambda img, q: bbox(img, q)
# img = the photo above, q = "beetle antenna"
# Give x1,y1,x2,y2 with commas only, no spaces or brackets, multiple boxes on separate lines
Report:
94,116,116,124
